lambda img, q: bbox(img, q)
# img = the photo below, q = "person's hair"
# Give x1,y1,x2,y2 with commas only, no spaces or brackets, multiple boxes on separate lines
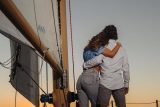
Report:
84,25,118,51
84,31,109,51
103,25,118,40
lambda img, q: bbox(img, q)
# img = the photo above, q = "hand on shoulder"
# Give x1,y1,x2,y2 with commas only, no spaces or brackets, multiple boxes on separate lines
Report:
116,41,122,47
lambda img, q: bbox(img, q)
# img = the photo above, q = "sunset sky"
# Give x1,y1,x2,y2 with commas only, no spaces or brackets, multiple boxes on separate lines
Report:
0,0,160,107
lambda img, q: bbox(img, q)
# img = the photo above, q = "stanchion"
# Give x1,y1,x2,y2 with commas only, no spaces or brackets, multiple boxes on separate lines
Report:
156,100,159,107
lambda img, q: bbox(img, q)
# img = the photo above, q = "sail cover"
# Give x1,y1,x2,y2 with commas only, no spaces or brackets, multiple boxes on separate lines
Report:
0,0,61,66
10,40,39,106
0,0,62,105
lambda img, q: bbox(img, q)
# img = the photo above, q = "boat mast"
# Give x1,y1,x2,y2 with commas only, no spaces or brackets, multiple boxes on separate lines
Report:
53,0,69,107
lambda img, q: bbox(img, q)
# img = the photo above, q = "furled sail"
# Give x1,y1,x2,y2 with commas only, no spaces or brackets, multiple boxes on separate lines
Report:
10,40,39,106
0,0,62,68
0,10,32,46
0,0,35,47
0,0,66,106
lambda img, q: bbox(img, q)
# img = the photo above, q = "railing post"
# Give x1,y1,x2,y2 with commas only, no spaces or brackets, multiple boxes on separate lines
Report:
156,100,158,107
156,100,159,107
111,100,114,107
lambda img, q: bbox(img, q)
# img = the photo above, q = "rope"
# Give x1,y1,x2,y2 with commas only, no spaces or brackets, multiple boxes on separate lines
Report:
0,63,12,69
1,53,16,65
51,0,63,69
57,0,61,34
0,59,13,66
0,52,16,69
0,44,17,69
69,0,76,92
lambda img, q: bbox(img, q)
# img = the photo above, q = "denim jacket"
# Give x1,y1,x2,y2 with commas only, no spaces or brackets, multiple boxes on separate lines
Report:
83,46,104,62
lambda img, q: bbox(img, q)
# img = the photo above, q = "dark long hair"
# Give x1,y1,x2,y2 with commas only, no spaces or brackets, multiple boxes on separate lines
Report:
103,25,118,40
84,25,118,51
84,32,109,51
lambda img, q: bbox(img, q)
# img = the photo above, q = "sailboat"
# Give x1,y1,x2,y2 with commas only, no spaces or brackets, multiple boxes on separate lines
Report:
0,0,76,107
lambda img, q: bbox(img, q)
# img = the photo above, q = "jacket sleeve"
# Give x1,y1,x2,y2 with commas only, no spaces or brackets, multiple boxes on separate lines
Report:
83,54,104,69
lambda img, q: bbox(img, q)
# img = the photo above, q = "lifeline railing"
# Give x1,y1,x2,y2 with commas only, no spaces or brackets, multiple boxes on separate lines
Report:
110,100,159,107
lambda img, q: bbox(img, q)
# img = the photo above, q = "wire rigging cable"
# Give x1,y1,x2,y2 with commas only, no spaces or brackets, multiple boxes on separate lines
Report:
51,0,63,69
0,53,16,65
46,62,49,94
111,100,159,105
0,47,17,69
126,101,157,105
69,0,76,92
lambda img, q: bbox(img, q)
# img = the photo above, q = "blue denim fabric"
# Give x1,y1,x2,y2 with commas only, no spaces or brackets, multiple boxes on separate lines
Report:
77,46,104,107
83,46,104,62
76,68,100,107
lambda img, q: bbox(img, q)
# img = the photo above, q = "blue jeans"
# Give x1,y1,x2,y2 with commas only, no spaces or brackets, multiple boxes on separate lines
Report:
76,68,99,107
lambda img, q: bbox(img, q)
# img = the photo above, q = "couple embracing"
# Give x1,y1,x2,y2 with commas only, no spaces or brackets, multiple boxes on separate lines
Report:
77,25,130,107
